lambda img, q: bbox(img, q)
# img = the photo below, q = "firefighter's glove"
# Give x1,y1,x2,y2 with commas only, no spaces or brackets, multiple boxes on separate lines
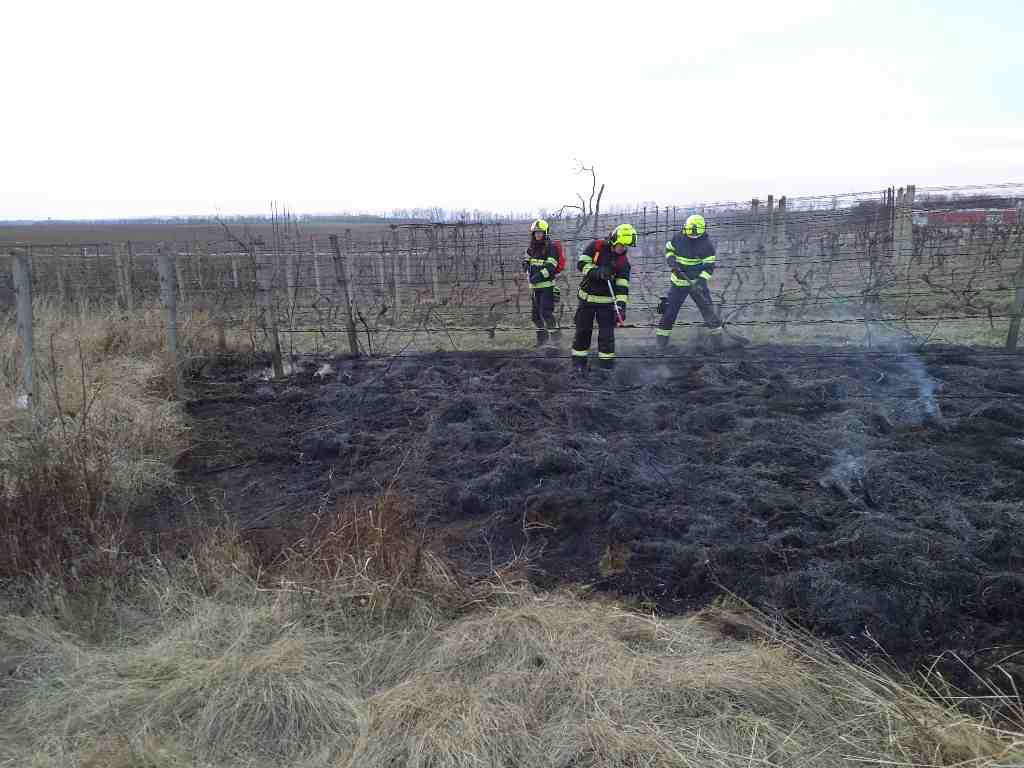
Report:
529,268,548,285
596,263,613,282
656,296,667,315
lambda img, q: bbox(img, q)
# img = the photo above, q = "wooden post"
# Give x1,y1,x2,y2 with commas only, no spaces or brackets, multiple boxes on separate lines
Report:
406,227,415,287
378,237,387,296
124,242,135,311
764,195,776,305
329,234,360,357
113,243,126,309
476,222,484,284
641,206,647,261
194,242,205,293
429,225,441,300
12,249,35,410
254,244,284,378
285,237,297,308
1006,225,1024,351
459,221,468,284
898,184,915,269
158,248,185,400
496,221,507,301
175,249,188,306
763,195,786,316
56,255,68,305
390,224,401,322
311,237,322,294
78,246,87,310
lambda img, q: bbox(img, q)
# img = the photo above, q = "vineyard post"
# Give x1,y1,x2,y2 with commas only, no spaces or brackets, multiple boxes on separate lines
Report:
12,248,36,411
158,246,185,400
254,242,285,378
1007,222,1024,350
329,233,360,357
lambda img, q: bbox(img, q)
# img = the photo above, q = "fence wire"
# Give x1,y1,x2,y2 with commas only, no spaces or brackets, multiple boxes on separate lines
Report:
3,182,1024,357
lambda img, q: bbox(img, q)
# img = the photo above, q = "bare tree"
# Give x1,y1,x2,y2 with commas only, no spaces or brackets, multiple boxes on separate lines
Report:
552,160,606,239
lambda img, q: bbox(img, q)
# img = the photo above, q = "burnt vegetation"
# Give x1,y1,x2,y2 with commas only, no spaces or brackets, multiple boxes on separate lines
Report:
179,343,1024,695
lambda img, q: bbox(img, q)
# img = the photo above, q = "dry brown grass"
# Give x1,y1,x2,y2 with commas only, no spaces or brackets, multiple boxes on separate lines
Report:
0,299,210,584
1,525,1021,768
2,300,1023,768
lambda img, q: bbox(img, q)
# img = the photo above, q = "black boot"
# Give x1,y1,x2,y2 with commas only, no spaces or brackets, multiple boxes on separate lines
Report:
655,334,670,350
535,329,548,347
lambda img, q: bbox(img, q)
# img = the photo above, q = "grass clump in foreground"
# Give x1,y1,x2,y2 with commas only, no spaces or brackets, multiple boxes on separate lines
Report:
0,299,233,589
2,522,1023,768
1,301,1022,767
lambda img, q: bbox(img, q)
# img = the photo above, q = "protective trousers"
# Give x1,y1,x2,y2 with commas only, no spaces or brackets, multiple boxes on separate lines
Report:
656,281,721,343
572,302,616,369
531,287,559,345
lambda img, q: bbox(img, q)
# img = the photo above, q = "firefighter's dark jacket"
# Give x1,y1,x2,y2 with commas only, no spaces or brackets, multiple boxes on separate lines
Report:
665,233,716,287
526,236,560,289
577,239,631,305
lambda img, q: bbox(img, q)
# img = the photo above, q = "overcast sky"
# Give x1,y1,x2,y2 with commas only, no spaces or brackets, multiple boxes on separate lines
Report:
2,0,1021,220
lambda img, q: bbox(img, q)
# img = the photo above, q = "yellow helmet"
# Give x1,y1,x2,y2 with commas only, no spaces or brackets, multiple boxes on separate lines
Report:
609,223,638,248
530,218,550,234
683,214,706,238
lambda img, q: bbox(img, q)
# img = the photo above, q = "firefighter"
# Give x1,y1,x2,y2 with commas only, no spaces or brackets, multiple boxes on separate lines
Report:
521,218,562,346
571,223,634,372
655,213,723,348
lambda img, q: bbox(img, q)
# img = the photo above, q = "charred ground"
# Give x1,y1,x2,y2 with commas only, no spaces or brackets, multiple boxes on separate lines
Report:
172,342,1024,691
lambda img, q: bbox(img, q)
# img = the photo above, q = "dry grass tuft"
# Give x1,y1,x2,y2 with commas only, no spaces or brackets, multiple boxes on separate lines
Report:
2,541,1022,768
0,300,202,584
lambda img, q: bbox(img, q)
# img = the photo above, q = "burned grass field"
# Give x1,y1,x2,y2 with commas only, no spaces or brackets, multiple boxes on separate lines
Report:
179,342,1024,691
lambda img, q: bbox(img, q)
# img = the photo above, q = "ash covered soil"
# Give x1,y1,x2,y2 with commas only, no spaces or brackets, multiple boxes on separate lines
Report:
175,343,1024,684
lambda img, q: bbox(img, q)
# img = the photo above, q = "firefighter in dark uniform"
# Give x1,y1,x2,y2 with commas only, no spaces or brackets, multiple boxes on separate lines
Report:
521,218,562,346
571,223,635,372
655,214,722,348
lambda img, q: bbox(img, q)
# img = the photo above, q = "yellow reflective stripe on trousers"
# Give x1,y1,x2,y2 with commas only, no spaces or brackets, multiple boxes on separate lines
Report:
670,273,694,287
571,349,589,357
656,328,672,337
598,352,616,360
577,288,615,304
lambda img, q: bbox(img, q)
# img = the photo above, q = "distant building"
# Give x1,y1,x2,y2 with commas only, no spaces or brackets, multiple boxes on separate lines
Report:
916,208,1019,227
